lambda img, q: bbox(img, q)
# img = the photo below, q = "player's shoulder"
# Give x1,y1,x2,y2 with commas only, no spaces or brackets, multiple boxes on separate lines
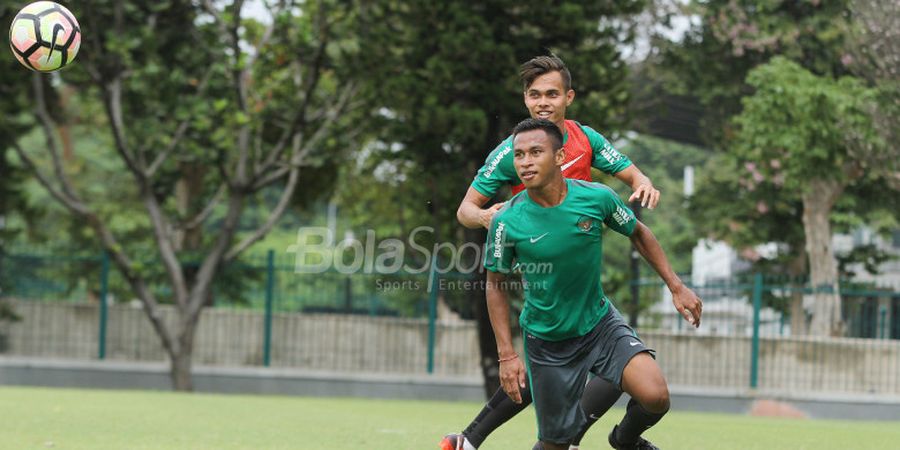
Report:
490,192,528,225
483,135,514,163
573,121,607,140
569,178,615,193
568,179,619,201
496,192,529,218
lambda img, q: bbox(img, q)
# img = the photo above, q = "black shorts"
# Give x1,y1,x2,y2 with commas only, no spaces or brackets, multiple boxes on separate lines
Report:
523,306,654,444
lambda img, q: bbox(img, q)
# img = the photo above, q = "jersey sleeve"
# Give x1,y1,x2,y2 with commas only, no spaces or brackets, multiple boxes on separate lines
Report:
582,125,633,175
483,211,515,274
596,185,637,236
471,136,518,198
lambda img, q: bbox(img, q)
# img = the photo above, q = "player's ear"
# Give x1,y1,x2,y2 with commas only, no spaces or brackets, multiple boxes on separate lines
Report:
566,89,575,106
555,147,566,165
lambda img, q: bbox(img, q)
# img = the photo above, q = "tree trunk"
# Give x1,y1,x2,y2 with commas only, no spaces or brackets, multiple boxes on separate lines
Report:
802,179,845,337
170,348,194,391
173,162,207,252
170,314,200,392
787,253,808,335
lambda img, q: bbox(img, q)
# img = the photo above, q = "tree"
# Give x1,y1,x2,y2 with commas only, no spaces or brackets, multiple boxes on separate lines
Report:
731,57,890,336
9,0,360,390
653,0,900,334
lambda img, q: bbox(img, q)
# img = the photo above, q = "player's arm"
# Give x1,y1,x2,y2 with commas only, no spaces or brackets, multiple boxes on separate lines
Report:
456,187,503,229
486,270,527,403
459,139,516,229
614,165,660,209
482,212,526,402
629,221,702,327
583,124,660,209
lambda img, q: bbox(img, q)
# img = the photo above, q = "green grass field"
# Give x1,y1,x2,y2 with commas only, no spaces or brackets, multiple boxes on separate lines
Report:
1,386,897,449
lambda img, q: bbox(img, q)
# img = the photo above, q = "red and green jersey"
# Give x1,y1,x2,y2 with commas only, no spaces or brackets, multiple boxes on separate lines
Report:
483,179,637,341
471,120,632,197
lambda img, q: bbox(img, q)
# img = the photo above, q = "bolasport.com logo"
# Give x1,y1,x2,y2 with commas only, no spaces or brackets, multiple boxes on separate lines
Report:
285,226,552,292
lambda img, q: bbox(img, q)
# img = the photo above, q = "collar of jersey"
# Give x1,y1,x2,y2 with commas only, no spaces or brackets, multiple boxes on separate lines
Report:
524,179,571,210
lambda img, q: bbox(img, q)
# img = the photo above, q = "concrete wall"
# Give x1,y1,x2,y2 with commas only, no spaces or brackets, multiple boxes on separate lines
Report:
3,300,900,396
2,301,481,375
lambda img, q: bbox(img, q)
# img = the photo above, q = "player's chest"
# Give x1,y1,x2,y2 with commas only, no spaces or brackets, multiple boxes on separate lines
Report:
560,140,592,180
509,208,603,261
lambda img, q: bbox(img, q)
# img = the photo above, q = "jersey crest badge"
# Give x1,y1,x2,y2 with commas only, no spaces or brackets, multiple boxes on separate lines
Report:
576,216,596,232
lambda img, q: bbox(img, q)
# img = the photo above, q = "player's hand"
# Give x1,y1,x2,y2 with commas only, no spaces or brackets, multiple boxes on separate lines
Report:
499,354,527,403
672,285,702,328
628,184,660,209
479,203,505,229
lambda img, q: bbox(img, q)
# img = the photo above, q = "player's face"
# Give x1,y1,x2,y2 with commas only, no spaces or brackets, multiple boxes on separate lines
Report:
523,71,575,128
513,129,565,190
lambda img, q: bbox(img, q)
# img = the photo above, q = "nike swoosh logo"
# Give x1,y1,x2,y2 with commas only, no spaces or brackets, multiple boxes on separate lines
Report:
48,24,65,61
629,341,640,346
560,154,584,172
529,232,549,243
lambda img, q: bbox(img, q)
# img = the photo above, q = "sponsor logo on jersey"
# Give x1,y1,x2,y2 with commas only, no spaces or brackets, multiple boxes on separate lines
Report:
599,143,623,165
493,222,506,258
612,205,633,226
483,145,511,179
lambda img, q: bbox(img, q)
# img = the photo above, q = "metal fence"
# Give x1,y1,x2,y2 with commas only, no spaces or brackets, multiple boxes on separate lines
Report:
1,247,899,397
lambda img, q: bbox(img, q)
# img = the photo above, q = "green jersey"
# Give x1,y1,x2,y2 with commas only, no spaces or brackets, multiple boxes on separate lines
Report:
483,179,637,341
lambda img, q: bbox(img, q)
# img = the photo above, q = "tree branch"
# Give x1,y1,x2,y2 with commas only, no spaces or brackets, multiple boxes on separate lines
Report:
100,77,145,178
31,74,81,202
10,140,88,215
298,81,359,155
226,164,300,262
177,183,227,230
251,166,291,191
142,190,191,311
146,67,218,178
186,190,247,319
255,9,331,177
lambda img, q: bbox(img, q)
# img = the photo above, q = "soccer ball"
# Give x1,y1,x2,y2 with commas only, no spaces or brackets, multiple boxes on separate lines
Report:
8,1,81,72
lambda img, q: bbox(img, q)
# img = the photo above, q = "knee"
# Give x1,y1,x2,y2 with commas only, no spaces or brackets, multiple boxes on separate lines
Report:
641,385,670,414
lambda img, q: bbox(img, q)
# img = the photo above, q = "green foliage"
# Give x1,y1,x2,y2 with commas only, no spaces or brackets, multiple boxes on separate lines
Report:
688,56,895,278
661,1,898,276
0,3,40,242
734,57,880,189
663,0,852,146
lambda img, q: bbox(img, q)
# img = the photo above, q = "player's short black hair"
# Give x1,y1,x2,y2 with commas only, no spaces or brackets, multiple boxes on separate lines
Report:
519,54,572,91
512,118,564,150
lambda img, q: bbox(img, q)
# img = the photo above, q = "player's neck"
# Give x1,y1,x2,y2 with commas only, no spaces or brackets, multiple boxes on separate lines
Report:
527,175,568,208
556,120,567,139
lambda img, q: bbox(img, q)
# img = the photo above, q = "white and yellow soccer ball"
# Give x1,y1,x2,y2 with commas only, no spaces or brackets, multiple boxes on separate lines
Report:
9,1,81,72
